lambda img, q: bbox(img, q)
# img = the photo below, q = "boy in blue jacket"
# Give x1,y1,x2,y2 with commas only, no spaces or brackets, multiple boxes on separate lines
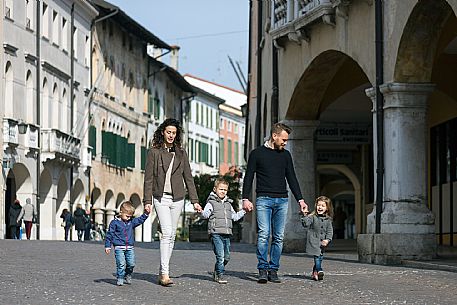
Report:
105,201,151,286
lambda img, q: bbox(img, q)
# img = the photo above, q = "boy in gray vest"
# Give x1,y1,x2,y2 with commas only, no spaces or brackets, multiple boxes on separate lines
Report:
200,177,248,284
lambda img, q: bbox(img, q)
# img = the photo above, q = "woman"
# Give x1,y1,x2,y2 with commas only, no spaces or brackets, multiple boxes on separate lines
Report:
9,199,24,239
60,209,73,241
73,204,86,241
143,118,202,286
22,198,37,240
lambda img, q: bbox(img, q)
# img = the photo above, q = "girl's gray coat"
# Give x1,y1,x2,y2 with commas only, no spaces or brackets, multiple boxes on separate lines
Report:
301,214,333,256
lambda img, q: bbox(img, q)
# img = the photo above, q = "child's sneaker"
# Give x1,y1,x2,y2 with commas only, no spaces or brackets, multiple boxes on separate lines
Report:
317,271,324,281
117,278,124,286
124,275,132,284
213,272,228,284
312,271,318,281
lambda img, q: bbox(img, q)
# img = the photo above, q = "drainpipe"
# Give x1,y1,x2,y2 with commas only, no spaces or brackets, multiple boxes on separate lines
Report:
255,1,263,147
245,0,253,160
36,0,41,240
69,3,75,240
271,43,279,124
374,0,384,234
87,7,119,221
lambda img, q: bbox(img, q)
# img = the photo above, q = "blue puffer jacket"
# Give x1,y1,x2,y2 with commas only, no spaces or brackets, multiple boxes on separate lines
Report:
105,213,148,248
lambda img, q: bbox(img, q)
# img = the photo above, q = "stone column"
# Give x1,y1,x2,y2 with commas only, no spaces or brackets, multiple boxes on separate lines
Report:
94,208,104,227
358,83,436,264
282,119,318,252
364,87,378,233
105,209,116,226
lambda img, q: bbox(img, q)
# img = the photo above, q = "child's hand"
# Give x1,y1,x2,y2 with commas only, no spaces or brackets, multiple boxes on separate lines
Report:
105,248,111,255
243,206,252,212
321,239,329,247
301,206,309,215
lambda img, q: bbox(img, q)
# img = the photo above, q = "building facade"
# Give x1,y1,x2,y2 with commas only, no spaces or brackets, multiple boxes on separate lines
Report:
89,0,193,242
2,0,97,240
246,0,457,262
184,74,223,176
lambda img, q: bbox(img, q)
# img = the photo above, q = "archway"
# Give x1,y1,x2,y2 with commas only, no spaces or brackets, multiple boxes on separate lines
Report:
318,164,362,238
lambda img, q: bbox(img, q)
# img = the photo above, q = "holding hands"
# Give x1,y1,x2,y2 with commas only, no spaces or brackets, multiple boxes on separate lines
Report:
193,203,202,213
144,203,152,214
242,199,253,212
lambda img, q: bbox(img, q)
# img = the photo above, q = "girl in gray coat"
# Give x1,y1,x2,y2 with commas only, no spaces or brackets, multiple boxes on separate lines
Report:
301,196,333,281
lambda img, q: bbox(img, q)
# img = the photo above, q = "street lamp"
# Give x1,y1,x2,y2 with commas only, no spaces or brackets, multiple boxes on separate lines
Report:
17,120,28,134
240,103,247,117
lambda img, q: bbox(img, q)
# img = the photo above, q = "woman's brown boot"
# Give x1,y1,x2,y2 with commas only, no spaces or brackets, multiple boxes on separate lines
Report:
158,274,174,286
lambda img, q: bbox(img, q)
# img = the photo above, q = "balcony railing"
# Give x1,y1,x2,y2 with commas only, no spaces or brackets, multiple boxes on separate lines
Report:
271,0,350,41
41,129,81,162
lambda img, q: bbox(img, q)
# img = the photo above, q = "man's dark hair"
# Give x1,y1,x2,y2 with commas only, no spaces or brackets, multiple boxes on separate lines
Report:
270,122,292,137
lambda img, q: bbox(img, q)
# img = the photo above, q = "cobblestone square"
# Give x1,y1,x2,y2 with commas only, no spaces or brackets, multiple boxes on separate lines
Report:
1,240,457,305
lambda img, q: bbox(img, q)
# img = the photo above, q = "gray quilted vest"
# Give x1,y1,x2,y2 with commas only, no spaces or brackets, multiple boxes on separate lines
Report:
206,192,234,235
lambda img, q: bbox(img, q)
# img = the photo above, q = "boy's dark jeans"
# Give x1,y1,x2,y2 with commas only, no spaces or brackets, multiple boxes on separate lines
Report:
211,233,231,275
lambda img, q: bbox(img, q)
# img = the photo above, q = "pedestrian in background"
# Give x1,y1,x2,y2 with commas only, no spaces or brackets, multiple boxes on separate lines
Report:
301,195,333,281
84,209,91,241
200,177,249,284
9,199,24,239
22,198,37,240
242,122,308,283
143,118,202,286
73,204,86,241
60,209,73,241
105,201,151,286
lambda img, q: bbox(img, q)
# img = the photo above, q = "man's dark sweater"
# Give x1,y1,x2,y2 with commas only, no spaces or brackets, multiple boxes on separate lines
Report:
242,144,303,201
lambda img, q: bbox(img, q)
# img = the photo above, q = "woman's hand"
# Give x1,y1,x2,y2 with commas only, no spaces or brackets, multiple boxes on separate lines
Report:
193,203,202,213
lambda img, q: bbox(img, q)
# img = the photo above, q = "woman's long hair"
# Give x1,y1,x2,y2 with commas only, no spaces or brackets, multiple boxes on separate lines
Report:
152,118,183,149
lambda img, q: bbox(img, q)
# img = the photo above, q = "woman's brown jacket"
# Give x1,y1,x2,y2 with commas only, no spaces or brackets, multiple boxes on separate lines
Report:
143,146,199,205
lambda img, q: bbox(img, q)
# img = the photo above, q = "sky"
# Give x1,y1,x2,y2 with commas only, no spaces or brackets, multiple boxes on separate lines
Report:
107,0,250,92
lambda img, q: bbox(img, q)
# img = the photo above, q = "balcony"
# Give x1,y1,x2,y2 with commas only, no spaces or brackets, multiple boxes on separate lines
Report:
41,129,81,164
271,0,351,43
3,118,19,147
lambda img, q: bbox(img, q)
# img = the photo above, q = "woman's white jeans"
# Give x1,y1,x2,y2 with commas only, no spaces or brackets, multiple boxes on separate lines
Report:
154,195,184,275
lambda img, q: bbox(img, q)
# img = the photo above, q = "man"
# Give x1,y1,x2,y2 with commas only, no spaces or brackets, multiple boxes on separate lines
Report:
242,122,308,283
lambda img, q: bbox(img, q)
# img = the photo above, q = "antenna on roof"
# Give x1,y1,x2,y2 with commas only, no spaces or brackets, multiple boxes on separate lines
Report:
228,55,247,94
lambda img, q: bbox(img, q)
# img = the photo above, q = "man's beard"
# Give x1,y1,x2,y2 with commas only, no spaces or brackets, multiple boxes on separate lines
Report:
273,142,285,150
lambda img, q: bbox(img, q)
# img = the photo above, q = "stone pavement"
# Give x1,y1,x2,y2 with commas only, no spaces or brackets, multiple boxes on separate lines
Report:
1,239,457,305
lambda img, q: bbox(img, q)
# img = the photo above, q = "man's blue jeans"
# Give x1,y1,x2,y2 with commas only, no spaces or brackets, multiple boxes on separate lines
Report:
313,254,324,272
211,233,231,275
256,196,288,271
114,248,135,279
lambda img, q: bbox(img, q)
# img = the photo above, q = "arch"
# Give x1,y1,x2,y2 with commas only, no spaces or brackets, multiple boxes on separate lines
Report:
56,173,68,216
71,179,86,210
286,50,370,120
26,70,34,123
39,168,52,206
42,78,50,128
52,83,59,129
62,88,68,132
11,163,33,205
116,193,125,209
129,193,142,216
91,187,102,209
105,190,115,210
317,164,363,236
5,61,13,118
394,0,454,83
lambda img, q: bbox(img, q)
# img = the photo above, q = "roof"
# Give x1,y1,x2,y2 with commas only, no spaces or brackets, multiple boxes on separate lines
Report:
90,0,171,50
184,74,246,109
150,58,195,93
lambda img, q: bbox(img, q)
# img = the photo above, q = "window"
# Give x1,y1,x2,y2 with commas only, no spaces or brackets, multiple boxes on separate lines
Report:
85,35,90,66
73,26,78,60
220,137,225,163
42,2,49,38
62,17,68,51
26,0,34,30
4,62,13,118
26,71,34,123
5,0,13,19
228,139,232,164
89,125,97,156
52,10,59,45
234,141,239,165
